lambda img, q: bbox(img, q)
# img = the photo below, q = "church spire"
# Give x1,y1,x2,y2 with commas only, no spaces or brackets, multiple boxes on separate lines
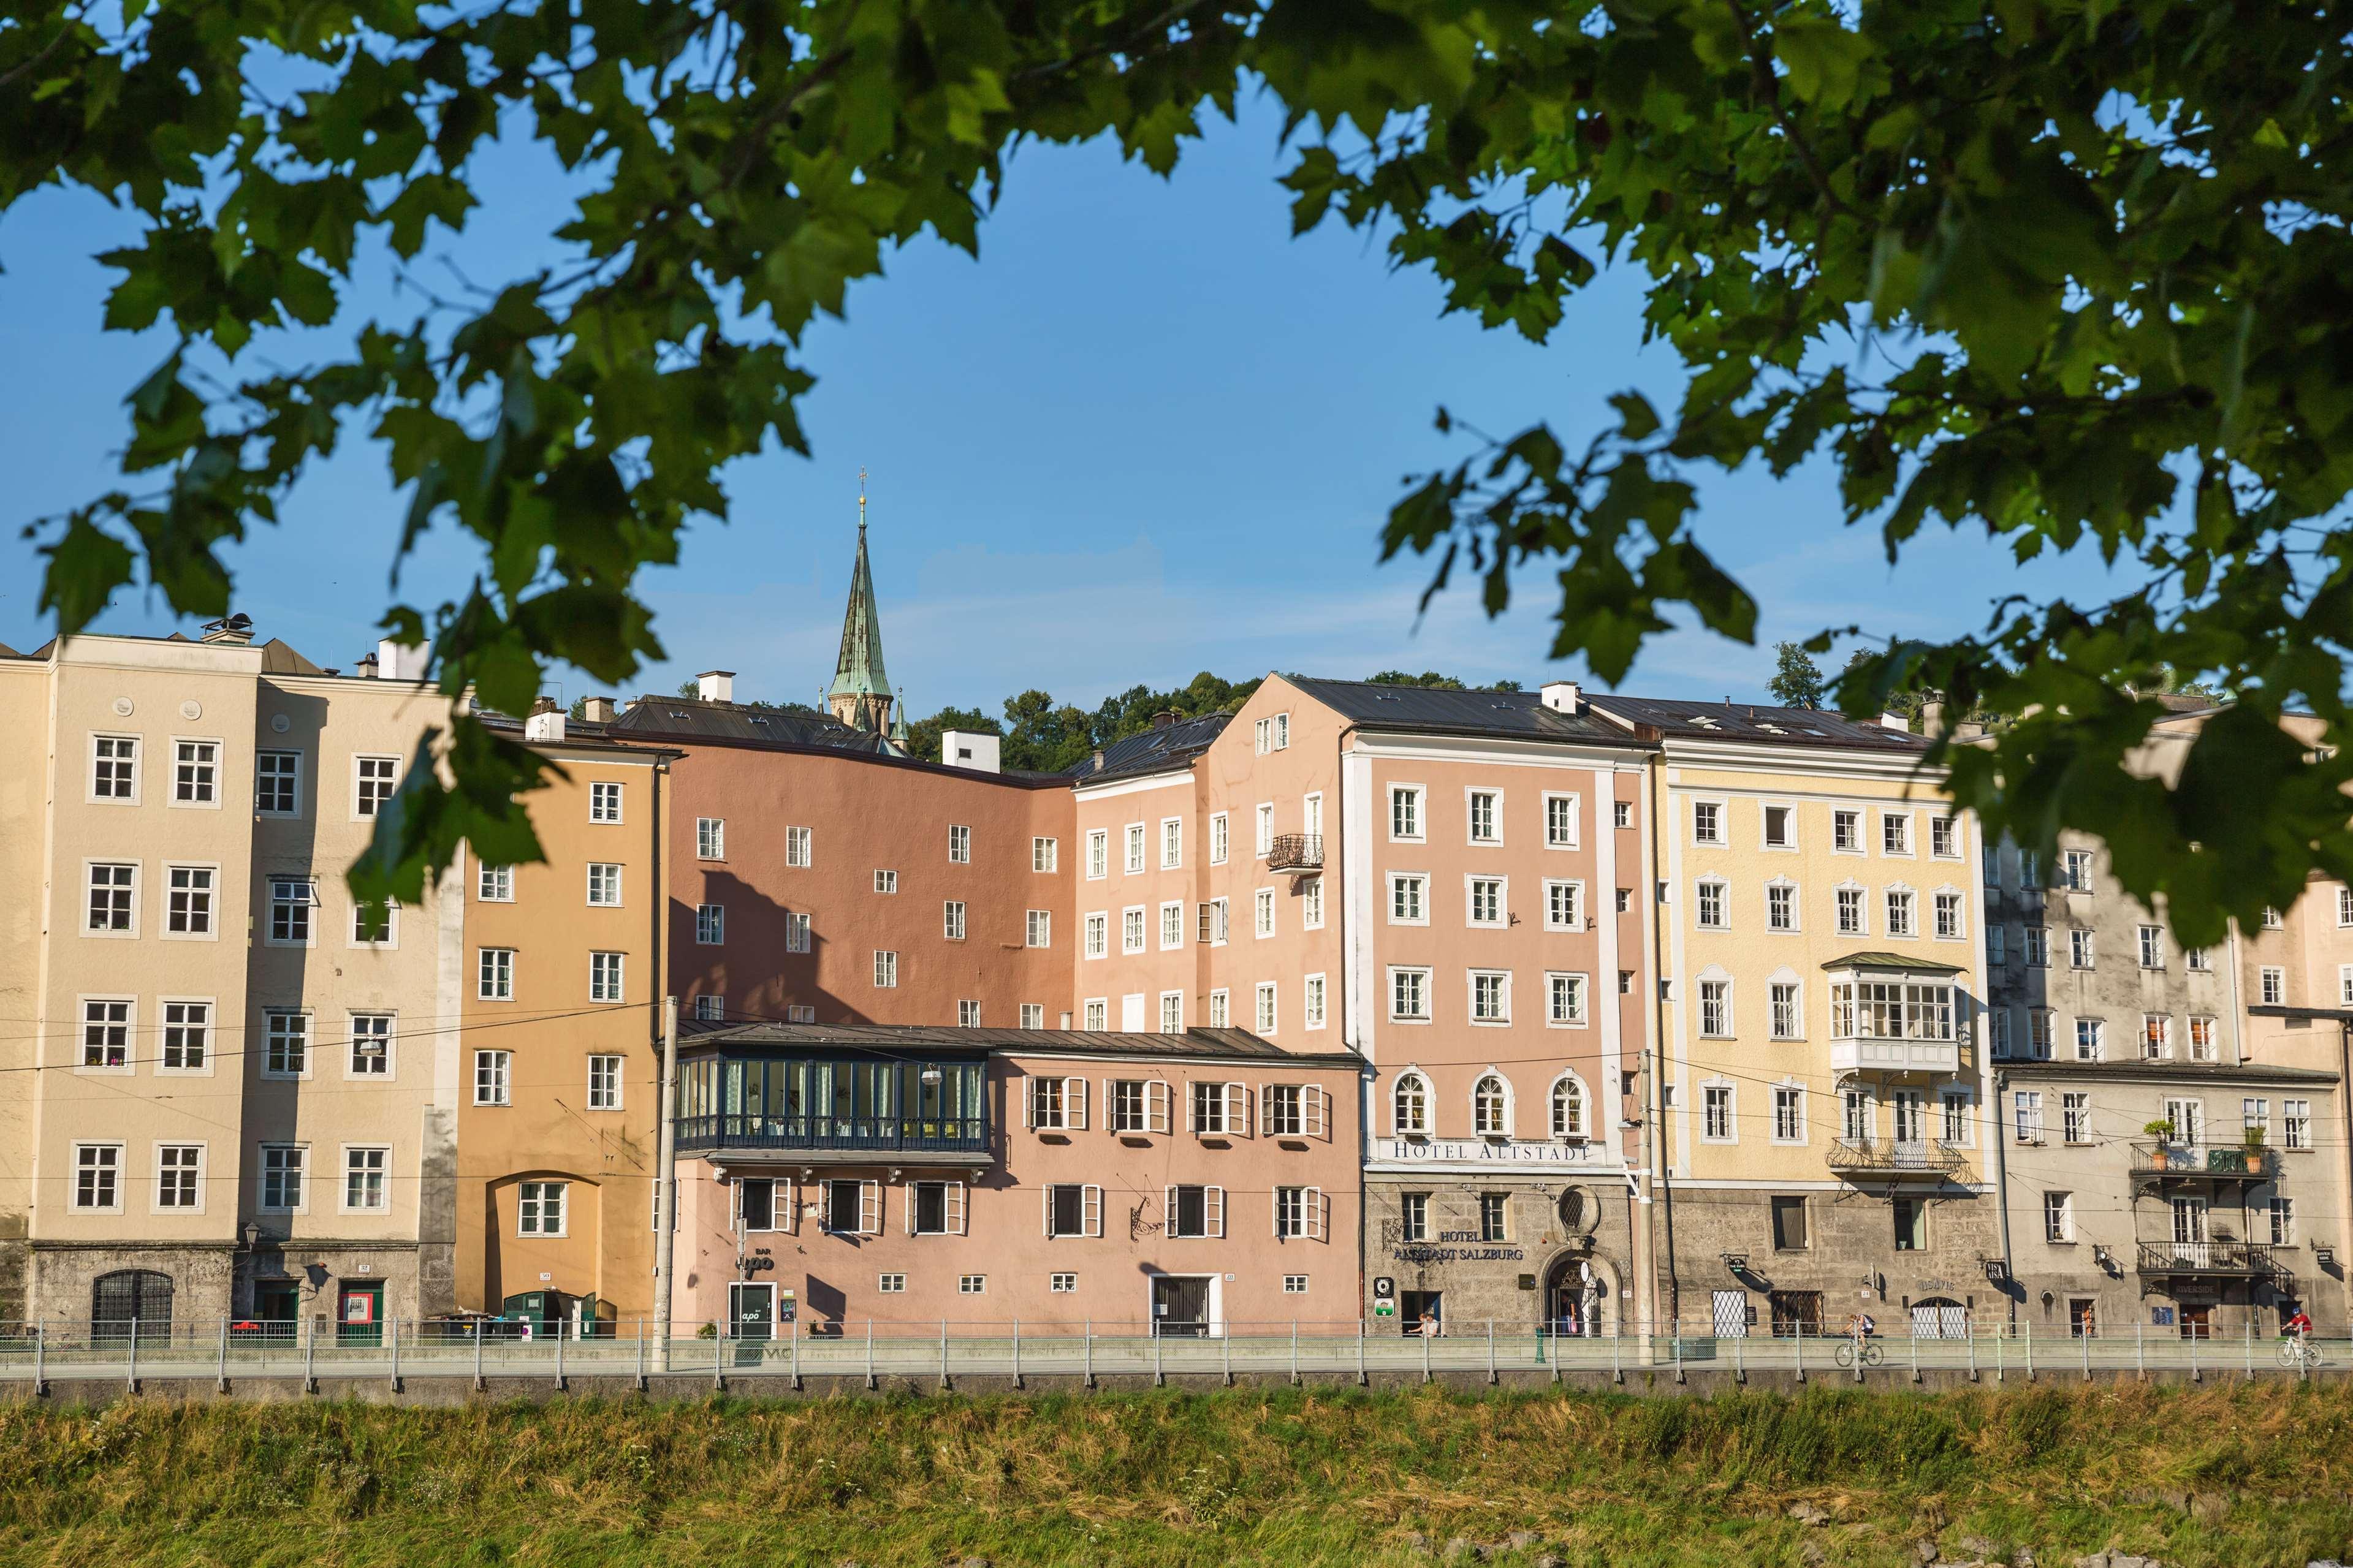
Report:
827,469,895,734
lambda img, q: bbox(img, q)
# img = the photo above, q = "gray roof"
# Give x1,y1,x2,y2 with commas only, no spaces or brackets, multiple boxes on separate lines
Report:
609,696,893,753
1591,695,1929,751
1822,951,1966,974
1288,677,1640,746
1068,712,1233,782
2000,1059,2338,1087
679,1018,1360,1066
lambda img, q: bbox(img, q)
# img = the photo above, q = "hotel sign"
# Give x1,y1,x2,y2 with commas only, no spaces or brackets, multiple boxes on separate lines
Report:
1372,1137,1617,1170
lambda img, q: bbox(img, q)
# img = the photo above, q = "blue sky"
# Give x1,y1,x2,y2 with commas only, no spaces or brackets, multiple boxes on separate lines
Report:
0,93,2134,716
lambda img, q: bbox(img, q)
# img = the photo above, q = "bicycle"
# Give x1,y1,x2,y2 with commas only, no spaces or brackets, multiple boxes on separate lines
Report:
2278,1336,2326,1372
1832,1336,1885,1368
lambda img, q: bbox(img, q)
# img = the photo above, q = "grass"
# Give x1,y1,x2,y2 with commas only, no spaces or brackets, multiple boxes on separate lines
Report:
0,1382,2348,1566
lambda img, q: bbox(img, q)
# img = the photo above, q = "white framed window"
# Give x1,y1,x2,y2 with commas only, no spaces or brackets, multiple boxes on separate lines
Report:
786,1005,816,1022
1882,811,1912,856
1831,808,1861,852
1084,999,1108,1030
477,863,513,901
1255,982,1278,1034
1765,881,1796,933
590,950,626,1002
1283,1274,1309,1294
1930,816,1960,857
164,863,215,937
1702,1084,1735,1142
959,999,982,1028
1772,1086,1804,1144
351,897,398,947
1125,822,1147,874
256,749,301,815
259,1145,306,1211
2262,966,2286,1006
786,912,812,953
2074,1017,2105,1062
1470,970,1511,1024
1160,817,1182,869
90,733,140,802
786,825,812,867
949,824,971,864
2062,848,2094,890
1085,828,1109,879
1988,925,2007,965
1389,873,1428,925
2062,1092,2090,1144
1845,1088,1878,1142
2243,1096,2271,1140
1393,1072,1430,1136
1255,887,1276,938
517,1180,568,1237
2143,1012,2173,1060
1692,800,1724,844
1274,1186,1326,1240
155,1143,203,1211
589,780,623,823
1467,876,1505,926
1304,974,1326,1029
348,1012,393,1076
1885,888,1917,939
1255,713,1290,753
342,1146,390,1213
1027,910,1051,948
2069,928,2094,969
873,950,899,988
870,868,898,895
1020,1003,1045,1029
1391,967,1432,1021
2264,1195,2297,1246
696,903,724,944
1761,802,1796,850
1546,971,1588,1027
2028,1009,2054,1059
264,1011,310,1078
1942,1092,1972,1145
159,999,210,1072
354,754,400,817
1549,1073,1587,1138
86,861,137,936
1543,879,1583,930
1770,980,1801,1040
1123,905,1147,953
1207,990,1229,1028
1032,836,1058,872
586,862,623,906
1084,912,1108,958
2043,1191,2074,1243
1699,979,1731,1037
1159,991,1184,1032
1043,1183,1102,1239
74,1143,125,1212
878,1274,911,1295
1255,803,1275,855
693,995,724,1021
943,900,967,940
1389,785,1424,841
1695,879,1728,930
1933,890,1964,939
1987,1008,2012,1058
1209,813,1229,865
2342,885,2353,928
588,1055,623,1110
1148,900,1177,952
1049,1273,1077,1293
1835,884,1866,936
1165,1184,1226,1239
170,738,219,806
2026,925,2050,966
1472,1074,1511,1136
78,998,131,1071
1613,800,1632,829
1543,792,1580,849
696,816,725,858
2284,1099,2313,1150
1465,788,1501,844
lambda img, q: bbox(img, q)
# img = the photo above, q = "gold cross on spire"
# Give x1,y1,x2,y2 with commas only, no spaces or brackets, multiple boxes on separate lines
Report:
858,466,867,532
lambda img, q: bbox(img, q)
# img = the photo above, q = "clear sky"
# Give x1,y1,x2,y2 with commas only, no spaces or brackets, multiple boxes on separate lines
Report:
0,94,2135,717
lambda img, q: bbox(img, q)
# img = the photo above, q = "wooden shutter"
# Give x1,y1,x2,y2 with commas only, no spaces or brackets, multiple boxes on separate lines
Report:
947,1181,967,1235
859,1179,881,1235
1165,1184,1179,1236
1186,1083,1202,1134
1307,1187,1327,1242
1067,1077,1088,1131
1206,1186,1225,1238
780,1178,799,1235
1042,1185,1056,1237
1197,903,1211,944
1023,1075,1039,1130
1259,1086,1276,1137
1226,1082,1252,1138
1083,1184,1103,1238
1306,1084,1329,1139
905,1179,920,1235
1148,1080,1171,1135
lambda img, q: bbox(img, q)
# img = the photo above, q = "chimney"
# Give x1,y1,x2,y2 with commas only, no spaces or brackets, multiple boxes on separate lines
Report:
1541,680,1583,713
1152,710,1176,731
199,612,254,646
941,731,1002,774
1956,720,1985,740
1091,748,1106,773
580,696,616,724
1880,711,1910,732
1919,698,1946,735
697,670,735,703
524,695,566,743
376,640,429,681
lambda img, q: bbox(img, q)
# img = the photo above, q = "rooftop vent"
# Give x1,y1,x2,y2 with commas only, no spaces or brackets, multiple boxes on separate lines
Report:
1541,680,1582,713
698,670,735,703
199,612,254,646
524,695,566,743
580,697,615,724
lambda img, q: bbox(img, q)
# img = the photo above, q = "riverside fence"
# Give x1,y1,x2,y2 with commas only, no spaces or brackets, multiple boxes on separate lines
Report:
0,1317,2346,1396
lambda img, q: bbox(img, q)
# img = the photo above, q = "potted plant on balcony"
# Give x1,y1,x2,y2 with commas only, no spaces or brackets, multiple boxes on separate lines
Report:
2143,1119,2176,1168
2242,1124,2269,1175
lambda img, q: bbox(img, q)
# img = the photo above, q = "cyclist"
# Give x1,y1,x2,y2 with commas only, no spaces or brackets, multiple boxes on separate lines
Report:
2285,1306,2314,1342
1846,1311,1877,1346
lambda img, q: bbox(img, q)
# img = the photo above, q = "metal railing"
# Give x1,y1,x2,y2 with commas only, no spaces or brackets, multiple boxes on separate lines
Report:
673,1113,990,1156
2135,1240,2284,1277
2129,1143,2278,1179
1266,833,1323,873
1,1314,2343,1391
1825,1138,1972,1179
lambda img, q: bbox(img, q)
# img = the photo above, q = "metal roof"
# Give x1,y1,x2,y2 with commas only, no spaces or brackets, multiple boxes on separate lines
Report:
607,696,892,753
1067,712,1233,782
1287,676,1640,745
1999,1059,2339,1086
1590,695,1928,751
1820,951,1966,973
678,1018,1359,1065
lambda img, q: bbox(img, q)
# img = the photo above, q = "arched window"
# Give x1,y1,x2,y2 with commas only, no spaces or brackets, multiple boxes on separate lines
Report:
1551,1075,1587,1138
1473,1074,1510,1135
1393,1072,1429,1135
91,1269,173,1343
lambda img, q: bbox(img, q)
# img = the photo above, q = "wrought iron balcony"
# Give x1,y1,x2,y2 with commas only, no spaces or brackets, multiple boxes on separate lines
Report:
1267,833,1323,874
1826,1138,1974,1181
2129,1143,2278,1181
2135,1240,2284,1279
674,1113,991,1164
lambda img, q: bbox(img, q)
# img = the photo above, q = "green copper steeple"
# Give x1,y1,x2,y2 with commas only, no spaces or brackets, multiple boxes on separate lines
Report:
826,475,896,735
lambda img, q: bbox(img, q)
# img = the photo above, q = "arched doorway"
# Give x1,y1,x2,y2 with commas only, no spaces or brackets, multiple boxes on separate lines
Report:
1541,1252,1614,1338
91,1270,173,1342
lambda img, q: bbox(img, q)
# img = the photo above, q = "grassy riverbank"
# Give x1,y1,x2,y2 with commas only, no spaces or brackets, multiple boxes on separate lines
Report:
0,1383,2347,1566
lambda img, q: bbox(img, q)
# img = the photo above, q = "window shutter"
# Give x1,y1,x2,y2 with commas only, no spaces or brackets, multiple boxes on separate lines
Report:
1042,1185,1056,1237
1227,1082,1252,1138
1197,903,1210,944
1023,1076,1038,1130
1259,1086,1275,1137
1306,1085,1329,1139
859,1180,881,1235
1068,1077,1088,1131
1207,1186,1225,1238
1307,1187,1327,1242
905,1180,919,1236
780,1178,799,1235
1186,1085,1201,1134
1165,1184,1179,1235
948,1181,966,1235
1148,1079,1170,1135
1084,1184,1102,1238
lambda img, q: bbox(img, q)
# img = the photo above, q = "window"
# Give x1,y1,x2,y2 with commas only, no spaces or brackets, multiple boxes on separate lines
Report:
1478,1192,1510,1243
160,1001,208,1070
1255,713,1290,752
2062,849,2094,891
1085,828,1108,879
2343,885,2353,928
1391,968,1431,1021
1085,999,1108,1030
1029,1075,1085,1131
590,950,626,1002
1160,818,1181,869
1832,809,1860,852
1400,1192,1431,1243
477,863,512,902
255,749,300,814
2025,925,2050,966
518,1180,568,1236
1255,887,1276,937
348,1012,392,1075
1942,1092,1972,1145
1692,801,1724,844
786,825,812,867
1767,882,1796,931
1032,836,1057,872
1844,1090,1876,1141
1468,877,1503,925
1772,1087,1803,1143
2066,928,2094,969
2014,1091,2045,1143
79,998,129,1069
2137,925,2164,969
783,1006,813,1023
1111,1078,1171,1134
1304,975,1326,1029
2188,1015,2219,1061
1988,925,2007,965
1771,1197,1808,1251
1050,1273,1077,1293
260,1145,305,1210
1256,982,1278,1034
586,862,623,906
1165,1185,1223,1239
943,900,967,941
355,755,399,816
1304,875,1325,928
352,898,396,946
1045,1183,1100,1238
1545,880,1583,930
1885,888,1916,938
1390,786,1423,840
1931,816,1960,857
1124,906,1147,953
2043,1192,2074,1243
164,865,214,936
1549,1075,1586,1138
156,1145,201,1210
1699,979,1731,1037
2262,966,2285,1006
1275,1187,1325,1240
1198,897,1230,944
1696,879,1728,930
1882,813,1911,855
477,947,515,1001
589,780,623,822
2020,850,2043,887
824,1180,878,1235
1284,1274,1309,1294
2142,1013,2173,1060
1027,910,1051,948
91,734,139,800
1209,814,1229,865
471,1048,512,1106
2284,1099,2313,1151
1762,804,1795,848
911,1181,967,1236
1548,972,1588,1027
1255,804,1274,855
587,1055,623,1110
696,817,725,858
2186,944,2212,971
265,1012,309,1077
949,824,971,865
1465,789,1500,844
1770,982,1800,1039
1934,891,1963,939
1988,1008,2012,1057
2062,1092,2090,1144
2072,1018,2105,1062
1473,1075,1509,1136
958,999,982,1028
1085,913,1108,958
1703,1085,1734,1141
1125,823,1147,874
171,738,218,805
1836,886,1865,935
2264,1195,2297,1246
73,1145,122,1211
1391,873,1427,923
1471,971,1510,1023
2028,1009,2054,1058
1614,800,1633,828
87,862,136,934
1545,794,1579,847
1893,1197,1928,1251
873,950,899,988
696,903,725,945
694,995,724,1021
343,1147,389,1212
1393,1074,1429,1136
